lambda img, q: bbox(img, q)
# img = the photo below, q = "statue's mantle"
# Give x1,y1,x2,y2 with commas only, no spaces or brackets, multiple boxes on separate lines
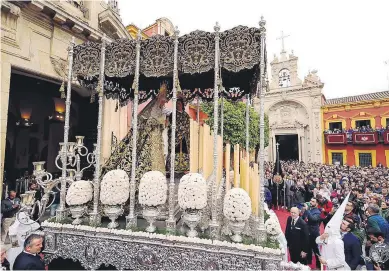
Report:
43,225,282,270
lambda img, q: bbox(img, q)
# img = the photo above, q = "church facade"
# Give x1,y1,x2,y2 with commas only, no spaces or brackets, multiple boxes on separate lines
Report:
254,49,324,163
0,0,130,193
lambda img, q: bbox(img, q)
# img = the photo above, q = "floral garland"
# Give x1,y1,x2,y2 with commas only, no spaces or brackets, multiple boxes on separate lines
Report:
178,173,207,210
100,169,130,205
65,180,93,206
41,221,282,255
138,171,167,206
223,188,251,222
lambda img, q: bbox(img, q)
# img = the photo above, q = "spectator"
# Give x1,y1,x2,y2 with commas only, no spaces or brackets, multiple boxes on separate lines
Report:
13,234,45,270
1,190,20,243
340,219,362,270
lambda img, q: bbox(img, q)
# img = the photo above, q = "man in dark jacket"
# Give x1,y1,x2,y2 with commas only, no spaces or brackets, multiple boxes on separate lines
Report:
340,219,362,270
13,234,45,270
285,207,309,264
301,197,322,269
1,190,20,243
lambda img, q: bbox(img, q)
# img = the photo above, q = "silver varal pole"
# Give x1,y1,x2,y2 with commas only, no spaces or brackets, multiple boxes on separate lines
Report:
56,37,75,221
209,22,220,239
220,93,224,143
245,94,250,155
257,16,267,242
126,30,142,228
166,26,179,232
89,35,106,226
197,95,201,173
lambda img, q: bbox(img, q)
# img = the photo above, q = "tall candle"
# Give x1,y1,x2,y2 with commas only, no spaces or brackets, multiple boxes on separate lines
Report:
234,144,239,188
225,143,231,191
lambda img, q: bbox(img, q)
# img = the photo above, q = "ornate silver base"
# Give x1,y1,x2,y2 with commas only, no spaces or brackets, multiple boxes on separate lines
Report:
126,214,137,229
69,205,85,225
89,212,102,227
229,221,245,243
209,221,220,239
165,218,176,234
143,206,159,233
256,225,267,243
43,225,283,270
55,208,68,222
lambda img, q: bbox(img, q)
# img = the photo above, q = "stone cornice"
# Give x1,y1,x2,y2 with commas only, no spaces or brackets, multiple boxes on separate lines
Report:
27,0,121,42
98,9,132,39
265,85,322,98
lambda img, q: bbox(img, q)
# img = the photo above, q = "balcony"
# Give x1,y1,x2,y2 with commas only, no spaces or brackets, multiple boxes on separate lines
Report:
352,132,378,145
324,133,347,145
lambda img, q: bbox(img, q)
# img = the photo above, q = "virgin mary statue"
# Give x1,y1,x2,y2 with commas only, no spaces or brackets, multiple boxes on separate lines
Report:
102,84,168,181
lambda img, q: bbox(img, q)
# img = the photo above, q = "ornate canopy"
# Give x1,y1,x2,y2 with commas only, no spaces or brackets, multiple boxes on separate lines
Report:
73,25,267,106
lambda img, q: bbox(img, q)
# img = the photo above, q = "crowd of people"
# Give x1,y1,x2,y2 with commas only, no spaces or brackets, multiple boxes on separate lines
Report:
268,160,389,270
323,125,389,134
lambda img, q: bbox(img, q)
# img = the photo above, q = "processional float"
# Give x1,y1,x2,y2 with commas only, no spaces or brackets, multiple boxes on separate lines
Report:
15,18,307,270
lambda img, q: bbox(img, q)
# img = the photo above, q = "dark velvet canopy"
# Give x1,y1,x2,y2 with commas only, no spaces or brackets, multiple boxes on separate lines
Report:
72,25,267,106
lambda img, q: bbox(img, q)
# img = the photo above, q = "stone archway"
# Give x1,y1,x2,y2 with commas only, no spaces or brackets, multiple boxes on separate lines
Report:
267,100,310,162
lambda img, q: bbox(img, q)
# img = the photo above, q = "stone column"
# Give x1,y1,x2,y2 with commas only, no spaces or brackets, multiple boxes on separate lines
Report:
0,61,11,198
312,109,322,163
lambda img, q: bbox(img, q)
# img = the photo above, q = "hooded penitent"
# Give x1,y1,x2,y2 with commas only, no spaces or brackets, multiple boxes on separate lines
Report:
324,192,351,241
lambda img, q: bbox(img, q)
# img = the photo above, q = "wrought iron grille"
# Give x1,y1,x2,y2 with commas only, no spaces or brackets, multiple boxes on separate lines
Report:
331,153,343,165
359,153,372,167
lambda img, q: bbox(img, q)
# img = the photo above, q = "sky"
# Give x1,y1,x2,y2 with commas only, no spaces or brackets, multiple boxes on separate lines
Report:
118,0,389,99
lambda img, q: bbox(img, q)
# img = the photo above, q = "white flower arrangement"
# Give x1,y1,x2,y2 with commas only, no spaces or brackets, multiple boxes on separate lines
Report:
65,180,93,206
41,221,282,255
139,171,167,206
223,188,252,222
178,173,207,210
100,169,130,205
265,217,282,236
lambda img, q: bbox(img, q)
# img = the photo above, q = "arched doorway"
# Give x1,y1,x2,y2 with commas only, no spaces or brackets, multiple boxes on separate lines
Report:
267,100,309,162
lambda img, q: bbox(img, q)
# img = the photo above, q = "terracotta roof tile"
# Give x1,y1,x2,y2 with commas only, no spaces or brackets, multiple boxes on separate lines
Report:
325,90,389,105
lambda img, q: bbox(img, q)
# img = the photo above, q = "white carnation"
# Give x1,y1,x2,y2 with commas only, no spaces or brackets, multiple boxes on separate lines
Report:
223,188,251,222
100,169,130,205
265,217,282,235
65,180,93,206
178,173,207,210
139,171,167,206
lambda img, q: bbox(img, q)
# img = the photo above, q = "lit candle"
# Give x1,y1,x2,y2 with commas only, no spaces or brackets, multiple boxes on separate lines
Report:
234,144,240,188
59,142,65,153
68,142,76,153
33,161,45,172
225,143,231,191
75,136,85,147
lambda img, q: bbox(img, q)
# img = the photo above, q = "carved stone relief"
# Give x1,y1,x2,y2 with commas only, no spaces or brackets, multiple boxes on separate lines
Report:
268,101,308,129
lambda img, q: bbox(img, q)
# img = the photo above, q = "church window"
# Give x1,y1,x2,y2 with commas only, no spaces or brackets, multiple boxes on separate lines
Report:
355,119,371,128
331,153,343,165
329,122,342,131
278,69,290,88
359,153,372,167
385,118,389,127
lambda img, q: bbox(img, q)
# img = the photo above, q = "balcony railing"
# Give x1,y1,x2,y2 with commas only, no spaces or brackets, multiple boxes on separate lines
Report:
324,133,347,145
352,132,378,144
324,131,383,145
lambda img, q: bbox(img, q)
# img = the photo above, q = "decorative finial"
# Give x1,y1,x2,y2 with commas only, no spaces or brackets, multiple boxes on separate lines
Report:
259,16,266,27
214,22,220,32
174,26,180,38
137,29,142,40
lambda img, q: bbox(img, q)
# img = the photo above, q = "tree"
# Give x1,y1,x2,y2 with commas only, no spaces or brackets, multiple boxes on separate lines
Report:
201,99,269,150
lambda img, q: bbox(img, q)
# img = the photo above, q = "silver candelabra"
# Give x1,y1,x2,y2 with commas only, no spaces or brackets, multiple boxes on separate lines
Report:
55,136,97,181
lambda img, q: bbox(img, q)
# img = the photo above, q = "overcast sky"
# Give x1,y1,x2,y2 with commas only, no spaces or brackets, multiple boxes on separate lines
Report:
118,0,389,99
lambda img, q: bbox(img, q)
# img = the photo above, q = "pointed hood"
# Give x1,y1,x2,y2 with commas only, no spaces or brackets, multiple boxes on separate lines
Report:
324,192,351,240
